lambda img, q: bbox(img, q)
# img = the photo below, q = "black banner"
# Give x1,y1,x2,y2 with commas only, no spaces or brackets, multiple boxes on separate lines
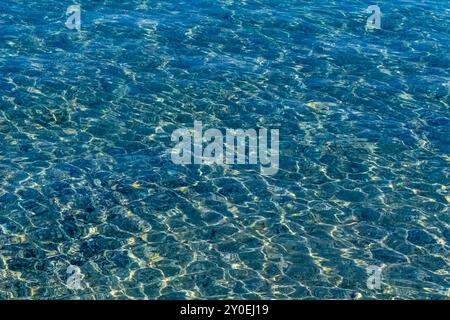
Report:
0,300,446,319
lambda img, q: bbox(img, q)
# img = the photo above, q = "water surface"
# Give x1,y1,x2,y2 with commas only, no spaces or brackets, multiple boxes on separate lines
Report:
0,0,449,299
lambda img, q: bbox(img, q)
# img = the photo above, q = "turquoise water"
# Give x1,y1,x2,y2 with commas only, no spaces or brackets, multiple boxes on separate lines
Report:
0,0,449,299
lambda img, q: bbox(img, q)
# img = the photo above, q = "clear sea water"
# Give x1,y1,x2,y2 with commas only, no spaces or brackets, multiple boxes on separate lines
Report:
0,0,449,299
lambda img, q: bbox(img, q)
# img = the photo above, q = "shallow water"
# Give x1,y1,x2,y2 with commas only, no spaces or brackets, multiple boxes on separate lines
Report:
0,0,449,299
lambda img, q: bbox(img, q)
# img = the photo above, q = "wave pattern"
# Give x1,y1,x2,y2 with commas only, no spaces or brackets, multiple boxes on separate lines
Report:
0,0,449,299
